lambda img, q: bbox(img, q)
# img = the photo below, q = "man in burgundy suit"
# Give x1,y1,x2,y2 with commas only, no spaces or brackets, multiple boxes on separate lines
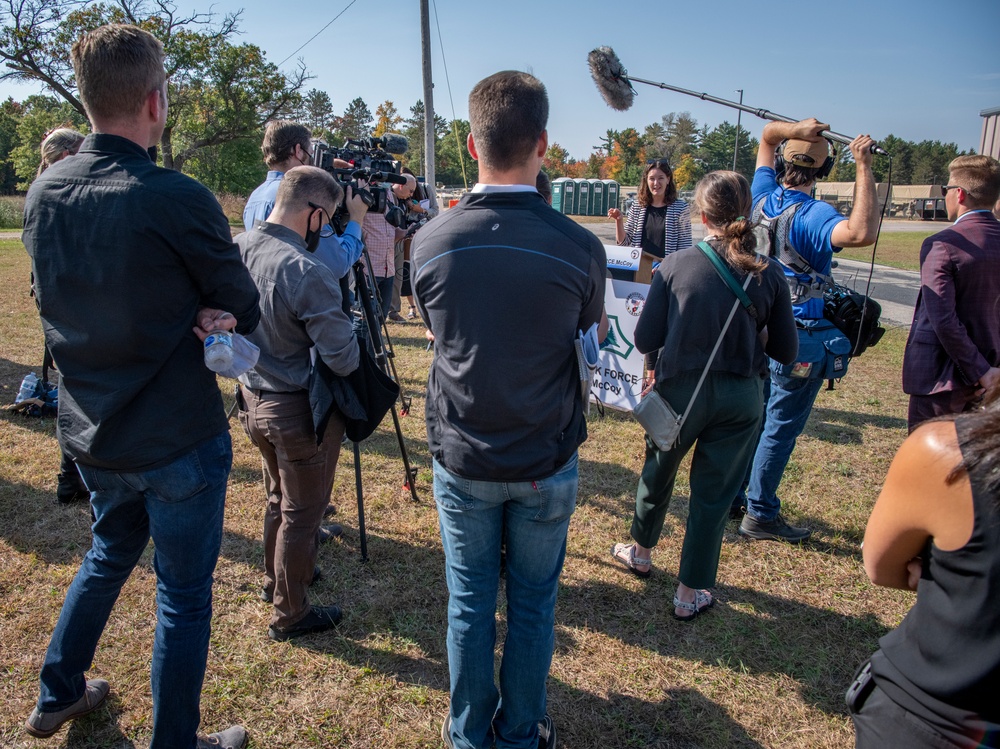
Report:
903,154,1000,431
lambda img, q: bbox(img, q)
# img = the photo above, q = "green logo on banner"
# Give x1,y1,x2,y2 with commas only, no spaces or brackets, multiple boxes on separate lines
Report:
600,315,634,358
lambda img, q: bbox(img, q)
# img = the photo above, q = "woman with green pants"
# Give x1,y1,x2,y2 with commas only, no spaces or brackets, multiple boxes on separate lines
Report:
611,171,798,621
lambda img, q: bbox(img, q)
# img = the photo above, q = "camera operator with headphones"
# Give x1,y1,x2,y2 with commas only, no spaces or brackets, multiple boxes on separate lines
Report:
735,118,880,543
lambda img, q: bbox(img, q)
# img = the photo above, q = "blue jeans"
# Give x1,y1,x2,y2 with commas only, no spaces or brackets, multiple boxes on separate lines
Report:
435,454,579,749
37,433,232,749
745,365,823,521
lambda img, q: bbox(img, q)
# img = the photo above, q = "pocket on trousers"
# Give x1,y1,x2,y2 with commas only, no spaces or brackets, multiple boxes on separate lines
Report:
532,455,579,523
433,466,475,511
140,448,210,503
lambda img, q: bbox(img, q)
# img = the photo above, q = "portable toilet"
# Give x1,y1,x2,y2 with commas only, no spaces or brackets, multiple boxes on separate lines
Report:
590,179,606,216
603,180,620,213
551,178,576,215
576,178,592,216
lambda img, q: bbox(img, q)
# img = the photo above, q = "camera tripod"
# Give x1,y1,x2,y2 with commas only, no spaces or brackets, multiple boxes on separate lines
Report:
348,249,419,562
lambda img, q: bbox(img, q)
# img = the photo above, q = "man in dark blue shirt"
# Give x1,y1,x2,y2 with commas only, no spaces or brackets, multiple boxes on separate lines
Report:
414,71,607,749
22,24,258,749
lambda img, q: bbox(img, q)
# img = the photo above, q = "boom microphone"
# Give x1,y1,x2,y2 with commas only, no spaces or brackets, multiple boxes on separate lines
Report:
588,46,634,112
380,133,409,155
587,46,889,156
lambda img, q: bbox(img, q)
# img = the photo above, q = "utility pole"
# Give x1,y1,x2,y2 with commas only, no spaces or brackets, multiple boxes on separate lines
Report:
420,0,436,191
732,89,743,171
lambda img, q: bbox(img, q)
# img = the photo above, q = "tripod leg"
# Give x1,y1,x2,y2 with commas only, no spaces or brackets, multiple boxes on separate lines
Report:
353,440,368,562
389,404,419,502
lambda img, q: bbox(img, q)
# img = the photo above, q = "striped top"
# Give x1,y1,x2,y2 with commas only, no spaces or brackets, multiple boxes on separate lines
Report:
618,199,692,258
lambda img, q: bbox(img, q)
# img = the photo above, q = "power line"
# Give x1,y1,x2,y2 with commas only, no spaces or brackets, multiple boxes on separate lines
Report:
276,0,359,67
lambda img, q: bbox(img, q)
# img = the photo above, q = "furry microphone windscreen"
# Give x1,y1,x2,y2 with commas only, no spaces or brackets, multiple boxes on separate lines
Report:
381,133,409,155
588,46,634,111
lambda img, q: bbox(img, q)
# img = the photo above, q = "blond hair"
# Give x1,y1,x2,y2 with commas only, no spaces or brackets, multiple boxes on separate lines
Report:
37,128,86,176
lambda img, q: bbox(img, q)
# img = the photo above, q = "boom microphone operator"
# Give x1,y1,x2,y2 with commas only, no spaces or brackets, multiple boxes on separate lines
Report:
587,46,889,156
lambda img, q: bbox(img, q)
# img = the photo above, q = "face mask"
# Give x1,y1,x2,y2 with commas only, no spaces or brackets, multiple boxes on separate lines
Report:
304,225,320,253
304,206,321,252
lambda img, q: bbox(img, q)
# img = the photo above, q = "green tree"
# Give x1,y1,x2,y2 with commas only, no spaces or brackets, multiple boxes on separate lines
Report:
660,111,699,165
543,143,569,178
436,118,475,186
0,0,307,173
696,121,757,178
300,88,336,137
184,136,265,195
873,134,911,183
0,96,22,192
339,97,372,140
400,99,447,177
10,94,87,187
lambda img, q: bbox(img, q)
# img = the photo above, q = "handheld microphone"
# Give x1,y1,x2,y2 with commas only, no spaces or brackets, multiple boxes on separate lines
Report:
588,46,890,157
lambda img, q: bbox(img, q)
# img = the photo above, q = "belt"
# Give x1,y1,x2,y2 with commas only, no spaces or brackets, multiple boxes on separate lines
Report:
241,385,303,398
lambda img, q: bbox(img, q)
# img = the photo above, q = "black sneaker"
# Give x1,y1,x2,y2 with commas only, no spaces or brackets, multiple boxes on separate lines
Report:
738,514,811,543
259,566,322,603
317,524,343,544
56,473,89,504
538,714,557,749
268,605,342,641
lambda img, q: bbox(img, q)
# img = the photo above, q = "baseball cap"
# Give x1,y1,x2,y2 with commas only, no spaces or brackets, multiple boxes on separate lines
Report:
782,139,830,168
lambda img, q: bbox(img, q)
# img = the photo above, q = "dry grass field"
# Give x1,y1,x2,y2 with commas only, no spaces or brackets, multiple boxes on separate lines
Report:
1,238,916,748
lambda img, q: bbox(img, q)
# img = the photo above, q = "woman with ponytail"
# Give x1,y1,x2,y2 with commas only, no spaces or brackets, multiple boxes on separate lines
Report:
610,171,799,621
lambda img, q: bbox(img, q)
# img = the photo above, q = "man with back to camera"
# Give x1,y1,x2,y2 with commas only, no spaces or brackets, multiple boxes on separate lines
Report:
235,166,359,642
21,23,260,748
737,118,880,543
902,154,1000,431
412,70,608,749
244,120,365,282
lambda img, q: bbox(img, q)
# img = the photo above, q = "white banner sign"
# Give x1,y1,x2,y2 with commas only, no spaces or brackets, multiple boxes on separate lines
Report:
603,242,641,272
593,272,648,412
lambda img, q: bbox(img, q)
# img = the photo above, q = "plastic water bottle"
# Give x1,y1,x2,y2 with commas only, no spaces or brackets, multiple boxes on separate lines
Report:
16,372,38,403
204,329,234,373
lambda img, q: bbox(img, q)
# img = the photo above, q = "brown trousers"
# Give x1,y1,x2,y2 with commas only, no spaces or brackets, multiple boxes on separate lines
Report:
238,386,345,628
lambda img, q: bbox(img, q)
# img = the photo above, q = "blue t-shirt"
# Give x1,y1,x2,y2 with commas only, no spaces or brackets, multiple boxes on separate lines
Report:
751,167,844,319
243,170,363,280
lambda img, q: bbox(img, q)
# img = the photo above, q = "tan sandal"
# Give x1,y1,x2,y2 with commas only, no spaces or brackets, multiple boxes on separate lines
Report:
611,542,652,578
673,589,714,622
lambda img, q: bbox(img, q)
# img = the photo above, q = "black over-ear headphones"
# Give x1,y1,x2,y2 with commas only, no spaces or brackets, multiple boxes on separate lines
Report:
774,138,836,182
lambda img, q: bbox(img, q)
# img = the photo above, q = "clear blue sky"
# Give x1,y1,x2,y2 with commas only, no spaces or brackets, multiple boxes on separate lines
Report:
3,0,999,161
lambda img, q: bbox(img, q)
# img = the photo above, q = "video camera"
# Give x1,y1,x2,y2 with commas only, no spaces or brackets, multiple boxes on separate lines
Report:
309,134,409,234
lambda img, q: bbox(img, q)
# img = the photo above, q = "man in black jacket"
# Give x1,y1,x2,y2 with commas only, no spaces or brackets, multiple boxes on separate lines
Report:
22,24,259,749
413,70,607,749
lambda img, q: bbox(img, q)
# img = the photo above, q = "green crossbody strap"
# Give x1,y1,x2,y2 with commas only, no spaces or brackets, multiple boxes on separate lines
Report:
697,241,757,319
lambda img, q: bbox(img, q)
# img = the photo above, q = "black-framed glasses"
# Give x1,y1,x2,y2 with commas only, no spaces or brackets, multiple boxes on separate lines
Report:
307,201,335,238
940,184,965,196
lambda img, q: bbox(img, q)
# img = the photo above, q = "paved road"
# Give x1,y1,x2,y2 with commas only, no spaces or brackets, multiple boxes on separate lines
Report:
586,220,918,327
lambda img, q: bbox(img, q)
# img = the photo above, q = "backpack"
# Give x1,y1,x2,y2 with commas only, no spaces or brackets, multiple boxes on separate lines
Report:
751,196,884,358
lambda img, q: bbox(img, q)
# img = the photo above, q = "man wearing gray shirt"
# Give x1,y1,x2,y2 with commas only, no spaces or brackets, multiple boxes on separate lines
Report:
236,167,360,641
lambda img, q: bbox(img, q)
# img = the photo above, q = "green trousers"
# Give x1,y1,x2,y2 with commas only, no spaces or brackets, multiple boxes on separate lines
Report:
631,370,764,589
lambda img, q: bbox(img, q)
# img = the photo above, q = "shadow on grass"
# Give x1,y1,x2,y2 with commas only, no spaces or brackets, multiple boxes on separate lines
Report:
550,682,765,749
60,693,137,748
558,576,886,718
808,405,907,437
217,521,452,693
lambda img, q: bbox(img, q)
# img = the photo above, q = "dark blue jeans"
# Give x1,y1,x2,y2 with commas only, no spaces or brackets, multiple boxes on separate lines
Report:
435,454,579,749
37,433,232,749
745,366,824,521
